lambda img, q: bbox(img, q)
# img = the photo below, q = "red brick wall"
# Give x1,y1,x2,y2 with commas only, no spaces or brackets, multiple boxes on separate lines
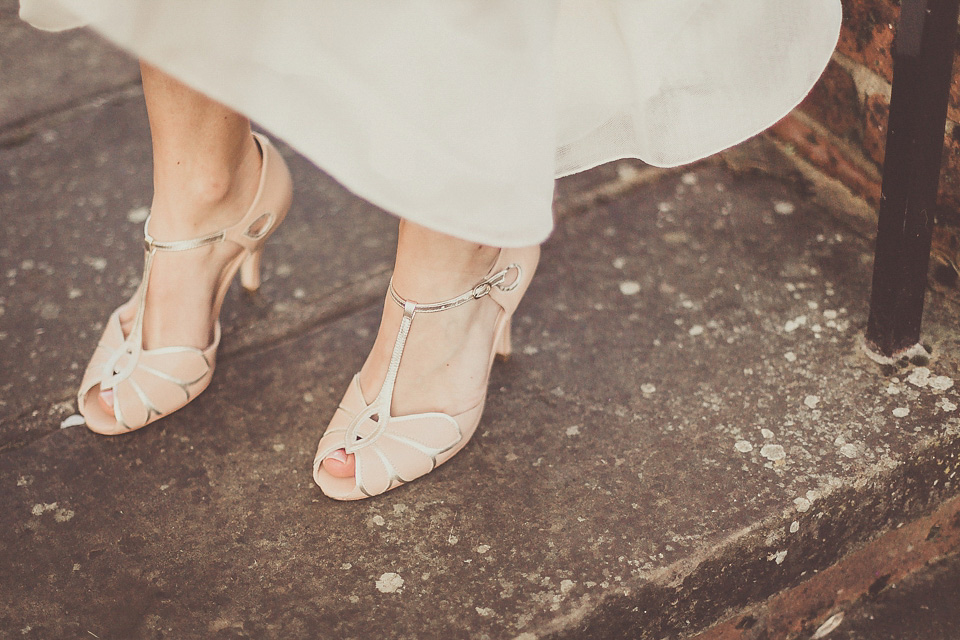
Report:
770,0,960,217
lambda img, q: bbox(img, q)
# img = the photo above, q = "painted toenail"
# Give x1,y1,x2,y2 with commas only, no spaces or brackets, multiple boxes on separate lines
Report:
100,389,114,405
327,449,348,464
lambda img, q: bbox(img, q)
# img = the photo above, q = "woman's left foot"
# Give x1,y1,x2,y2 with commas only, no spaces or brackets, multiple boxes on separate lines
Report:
313,224,539,499
321,254,502,479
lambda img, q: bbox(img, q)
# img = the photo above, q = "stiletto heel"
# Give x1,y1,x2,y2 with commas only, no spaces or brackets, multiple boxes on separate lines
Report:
78,133,293,434
239,246,263,292
313,245,539,500
495,318,512,360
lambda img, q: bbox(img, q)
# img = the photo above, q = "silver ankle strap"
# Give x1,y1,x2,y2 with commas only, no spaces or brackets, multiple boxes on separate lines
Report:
388,263,522,313
142,215,226,253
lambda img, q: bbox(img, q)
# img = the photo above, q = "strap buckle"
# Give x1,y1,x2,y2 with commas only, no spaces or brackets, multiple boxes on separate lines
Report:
473,263,522,298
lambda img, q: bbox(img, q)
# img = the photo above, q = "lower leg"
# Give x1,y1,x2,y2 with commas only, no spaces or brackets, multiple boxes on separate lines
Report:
323,220,502,477
140,62,262,238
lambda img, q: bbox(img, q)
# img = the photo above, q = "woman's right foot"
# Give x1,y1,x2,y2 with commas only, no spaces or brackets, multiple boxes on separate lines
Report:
97,135,264,416
82,133,292,432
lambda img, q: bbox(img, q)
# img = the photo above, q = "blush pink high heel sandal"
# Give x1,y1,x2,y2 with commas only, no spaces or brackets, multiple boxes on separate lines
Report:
313,245,539,500
78,133,293,435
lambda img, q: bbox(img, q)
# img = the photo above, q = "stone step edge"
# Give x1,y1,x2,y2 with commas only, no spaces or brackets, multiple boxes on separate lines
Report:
539,430,960,639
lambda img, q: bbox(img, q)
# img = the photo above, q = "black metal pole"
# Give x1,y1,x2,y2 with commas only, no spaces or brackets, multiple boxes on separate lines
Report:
864,0,960,357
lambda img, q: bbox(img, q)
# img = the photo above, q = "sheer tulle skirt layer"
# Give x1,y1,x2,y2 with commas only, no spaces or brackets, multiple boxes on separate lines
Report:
21,0,842,246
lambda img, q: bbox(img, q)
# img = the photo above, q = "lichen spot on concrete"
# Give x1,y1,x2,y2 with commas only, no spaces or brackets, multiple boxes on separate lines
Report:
31,502,57,516
735,440,753,453
790,521,800,533
84,256,107,272
907,367,931,388
784,316,807,332
640,383,656,394
839,443,858,459
619,281,640,296
17,475,33,487
375,572,404,593
768,550,788,564
774,201,796,215
565,425,581,437
761,444,785,461
784,351,797,362
937,398,958,412
560,579,576,595
929,376,954,391
54,508,74,523
688,324,704,336
476,607,494,617
794,497,812,512
612,257,626,269
893,407,910,418
126,206,149,223
681,172,698,186
372,515,385,527
475,545,490,554
804,395,820,409
761,428,775,439
616,163,640,181
272,443,285,452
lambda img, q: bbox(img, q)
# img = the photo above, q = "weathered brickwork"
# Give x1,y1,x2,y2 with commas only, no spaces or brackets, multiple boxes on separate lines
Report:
771,0,960,218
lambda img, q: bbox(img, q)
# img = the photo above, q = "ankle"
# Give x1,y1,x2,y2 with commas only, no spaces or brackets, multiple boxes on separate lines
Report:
148,136,262,239
393,221,500,301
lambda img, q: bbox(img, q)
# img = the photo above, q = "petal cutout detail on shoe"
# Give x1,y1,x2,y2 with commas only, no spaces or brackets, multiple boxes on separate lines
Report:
313,376,466,499
77,310,217,433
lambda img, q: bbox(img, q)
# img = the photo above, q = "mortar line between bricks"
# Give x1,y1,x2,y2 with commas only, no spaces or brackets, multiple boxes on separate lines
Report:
0,267,391,455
